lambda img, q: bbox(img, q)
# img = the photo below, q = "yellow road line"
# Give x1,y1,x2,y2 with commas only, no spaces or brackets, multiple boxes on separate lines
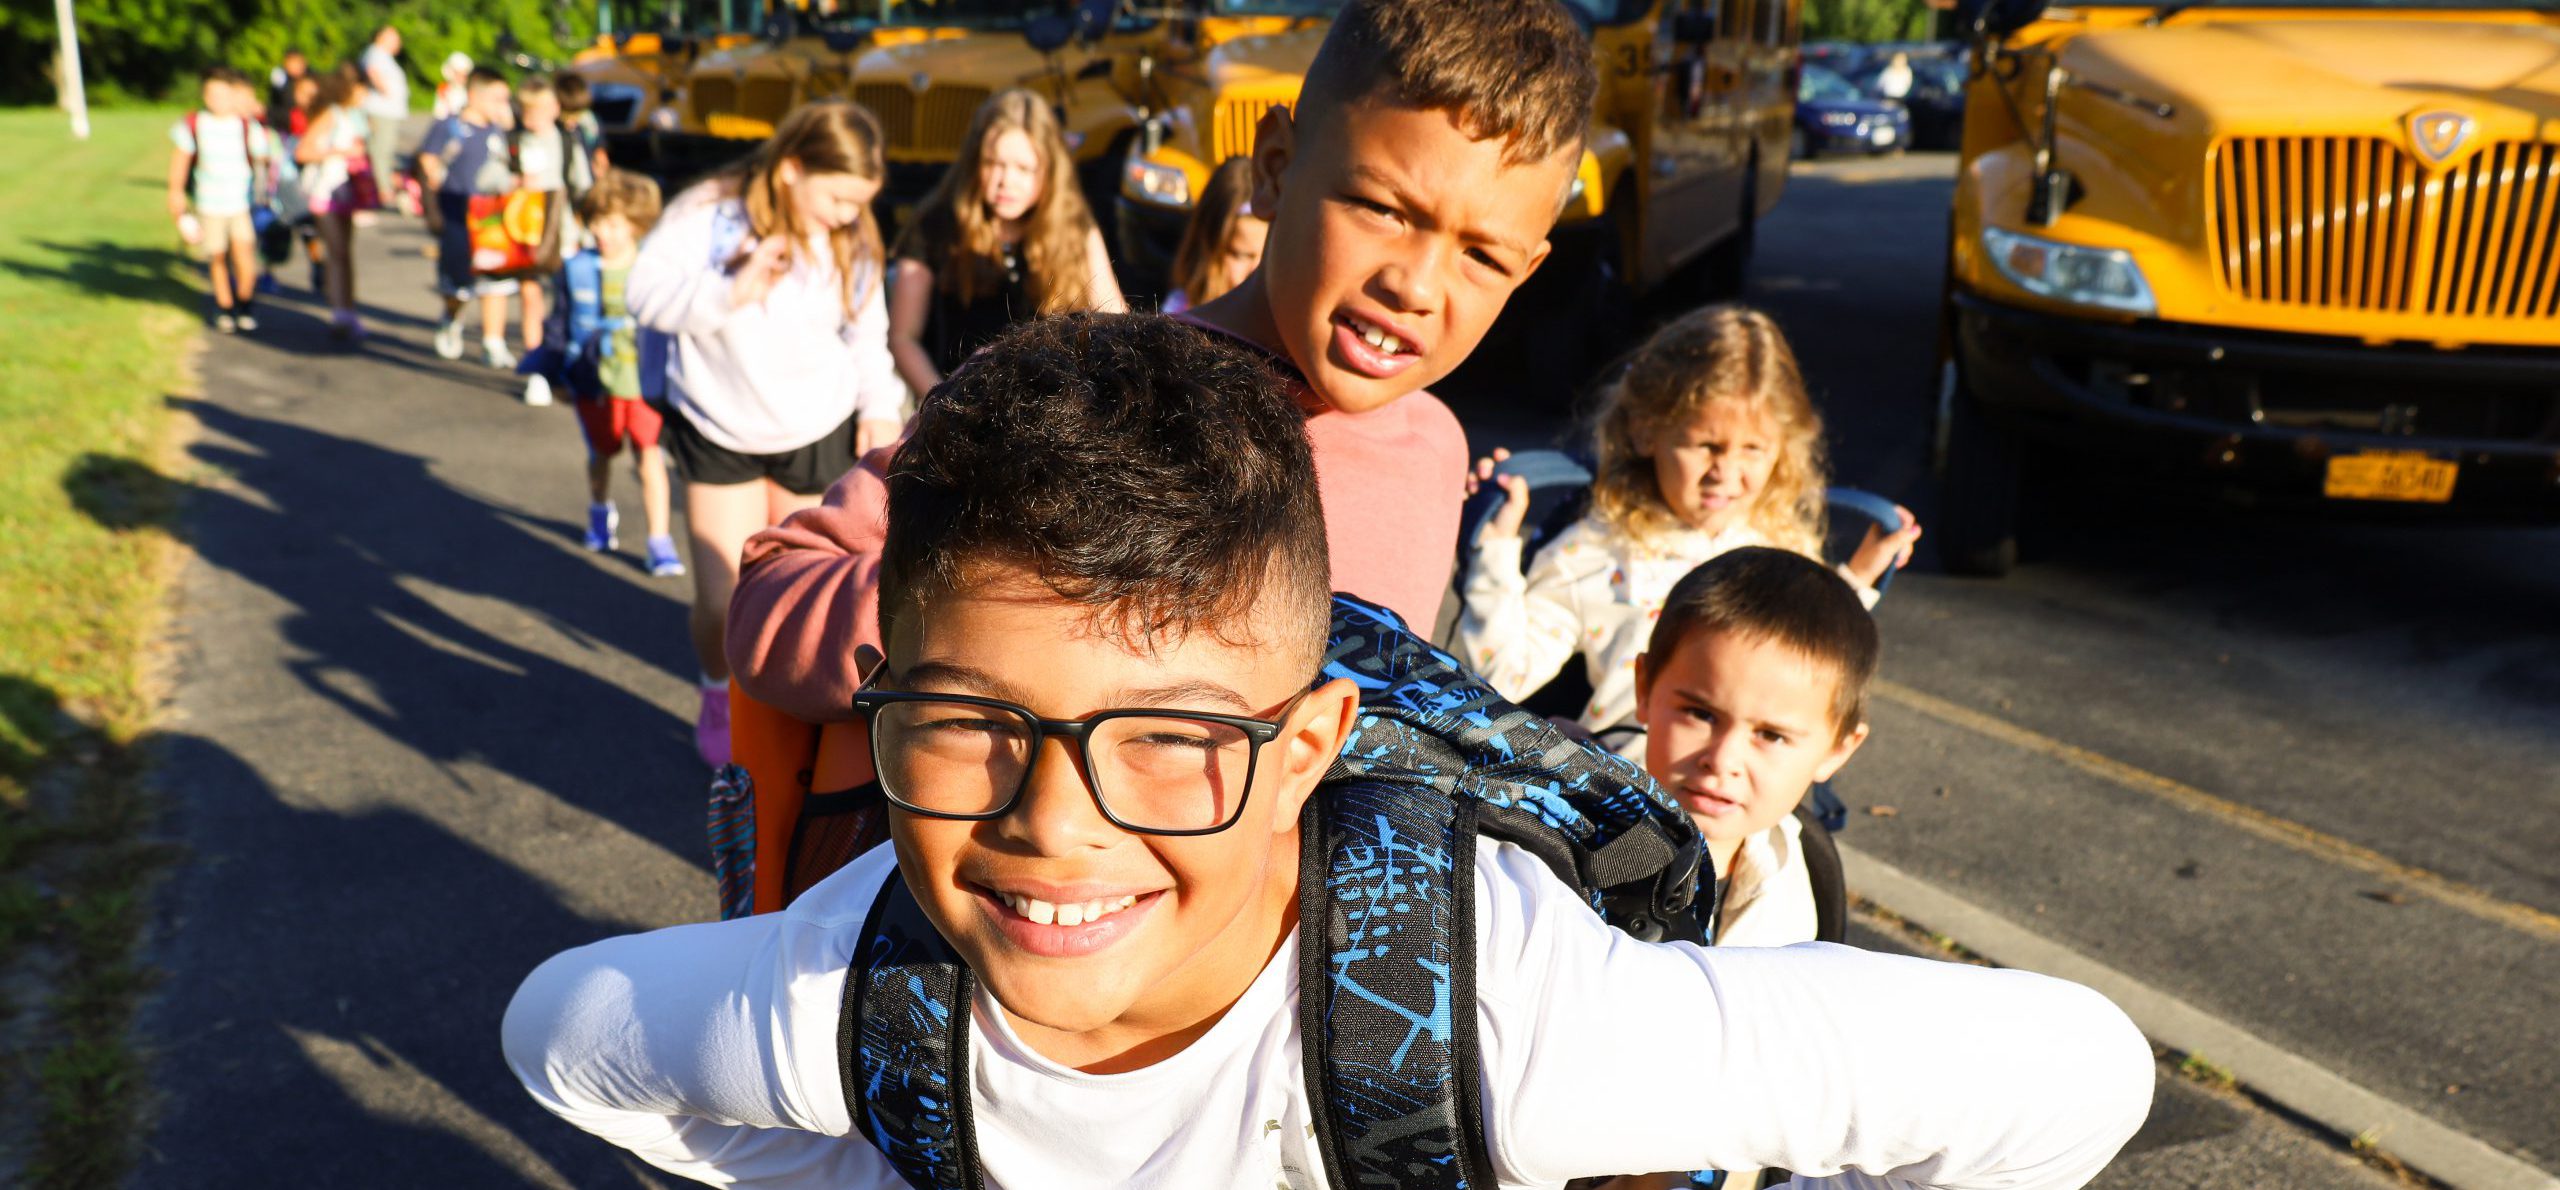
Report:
1870,678,2560,945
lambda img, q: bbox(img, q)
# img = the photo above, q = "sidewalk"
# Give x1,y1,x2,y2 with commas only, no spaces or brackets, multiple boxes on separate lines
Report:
139,214,706,1186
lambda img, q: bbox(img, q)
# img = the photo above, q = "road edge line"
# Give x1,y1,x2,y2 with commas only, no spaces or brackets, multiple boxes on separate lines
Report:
1838,841,2560,1190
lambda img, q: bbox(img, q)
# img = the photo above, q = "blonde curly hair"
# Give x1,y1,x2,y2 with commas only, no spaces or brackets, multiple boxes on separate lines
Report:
1588,304,1828,557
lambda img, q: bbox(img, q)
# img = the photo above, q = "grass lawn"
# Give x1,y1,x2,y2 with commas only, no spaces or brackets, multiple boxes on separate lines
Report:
0,105,198,1186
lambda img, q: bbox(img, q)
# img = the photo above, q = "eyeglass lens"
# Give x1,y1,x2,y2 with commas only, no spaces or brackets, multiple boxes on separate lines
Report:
871,700,1254,832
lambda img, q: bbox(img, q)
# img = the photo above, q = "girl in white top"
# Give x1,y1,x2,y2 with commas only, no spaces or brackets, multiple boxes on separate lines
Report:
294,66,373,338
627,101,903,769
1456,304,1922,743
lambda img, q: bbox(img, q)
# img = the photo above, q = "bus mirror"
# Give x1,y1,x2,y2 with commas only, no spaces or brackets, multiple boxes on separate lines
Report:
1025,13,1075,52
1959,0,2050,38
762,8,798,44
1671,10,1717,43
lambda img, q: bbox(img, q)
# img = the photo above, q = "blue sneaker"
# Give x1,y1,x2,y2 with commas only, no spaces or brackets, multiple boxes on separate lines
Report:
646,534,686,578
584,502,619,552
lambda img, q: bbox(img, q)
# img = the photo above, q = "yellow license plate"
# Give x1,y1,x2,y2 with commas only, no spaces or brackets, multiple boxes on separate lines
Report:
2323,451,2457,503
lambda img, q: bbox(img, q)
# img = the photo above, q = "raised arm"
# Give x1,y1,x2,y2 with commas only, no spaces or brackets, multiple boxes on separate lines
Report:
728,450,894,722
1453,519,1609,702
502,903,899,1187
1084,225,1127,313
626,195,742,337
1476,844,2154,1189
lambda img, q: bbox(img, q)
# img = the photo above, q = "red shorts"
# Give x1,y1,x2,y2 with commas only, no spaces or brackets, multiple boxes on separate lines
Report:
578,395,664,459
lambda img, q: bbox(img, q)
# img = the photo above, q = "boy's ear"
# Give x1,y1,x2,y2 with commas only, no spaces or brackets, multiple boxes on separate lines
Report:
1268,676,1358,833
1245,106,1296,221
1812,720,1870,784
852,643,885,684
1630,652,1652,718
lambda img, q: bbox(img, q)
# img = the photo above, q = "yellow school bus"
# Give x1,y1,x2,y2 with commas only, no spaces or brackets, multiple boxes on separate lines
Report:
1115,0,1803,328
1936,0,2560,574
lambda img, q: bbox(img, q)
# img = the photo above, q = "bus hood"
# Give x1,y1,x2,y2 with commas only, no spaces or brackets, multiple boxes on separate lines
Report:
2062,18,2560,131
1202,27,1325,95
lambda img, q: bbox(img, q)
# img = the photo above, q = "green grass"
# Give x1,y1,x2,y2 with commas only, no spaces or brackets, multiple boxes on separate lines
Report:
0,106,197,1186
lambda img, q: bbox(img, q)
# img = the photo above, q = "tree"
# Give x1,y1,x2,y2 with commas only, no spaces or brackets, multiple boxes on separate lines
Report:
1802,0,1935,43
0,0,597,107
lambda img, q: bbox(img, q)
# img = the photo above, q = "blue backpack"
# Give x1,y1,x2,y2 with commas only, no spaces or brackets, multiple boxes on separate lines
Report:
840,594,1722,1189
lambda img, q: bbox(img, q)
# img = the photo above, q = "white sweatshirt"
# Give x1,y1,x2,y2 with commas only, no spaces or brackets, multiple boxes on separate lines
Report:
1457,516,1880,735
504,838,2153,1189
628,186,903,455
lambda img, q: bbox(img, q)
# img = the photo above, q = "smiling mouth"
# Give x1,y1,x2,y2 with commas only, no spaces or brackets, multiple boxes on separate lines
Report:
1337,312,1417,357
992,890,1142,927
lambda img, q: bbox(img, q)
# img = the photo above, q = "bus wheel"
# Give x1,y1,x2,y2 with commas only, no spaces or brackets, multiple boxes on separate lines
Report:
1934,354,2021,577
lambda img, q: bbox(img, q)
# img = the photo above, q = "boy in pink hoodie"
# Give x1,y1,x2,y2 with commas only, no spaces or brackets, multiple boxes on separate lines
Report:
729,0,1597,722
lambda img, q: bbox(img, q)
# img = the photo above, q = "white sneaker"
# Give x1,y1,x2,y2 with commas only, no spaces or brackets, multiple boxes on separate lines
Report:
483,337,518,371
522,372,554,407
433,319,466,360
234,312,259,332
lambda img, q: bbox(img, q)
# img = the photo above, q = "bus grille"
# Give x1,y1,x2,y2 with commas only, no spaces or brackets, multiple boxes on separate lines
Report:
855,84,914,149
917,86,991,155
2212,136,2560,320
742,78,797,126
689,77,737,127
1213,99,1279,164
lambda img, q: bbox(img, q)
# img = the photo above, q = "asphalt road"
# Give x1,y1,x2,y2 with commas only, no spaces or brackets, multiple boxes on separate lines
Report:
129,157,2538,1187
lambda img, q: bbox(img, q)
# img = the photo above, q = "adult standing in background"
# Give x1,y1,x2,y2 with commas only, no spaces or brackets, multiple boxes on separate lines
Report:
266,50,308,132
359,26,412,215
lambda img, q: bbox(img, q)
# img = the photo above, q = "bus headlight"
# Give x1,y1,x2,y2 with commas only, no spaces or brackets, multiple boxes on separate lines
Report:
1982,227,2156,316
1124,158,1189,206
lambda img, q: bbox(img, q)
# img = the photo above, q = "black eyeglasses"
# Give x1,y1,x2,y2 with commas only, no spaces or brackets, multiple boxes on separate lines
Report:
848,684,1305,836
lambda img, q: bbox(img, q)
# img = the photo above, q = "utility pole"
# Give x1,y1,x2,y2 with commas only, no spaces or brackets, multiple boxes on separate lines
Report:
55,0,90,139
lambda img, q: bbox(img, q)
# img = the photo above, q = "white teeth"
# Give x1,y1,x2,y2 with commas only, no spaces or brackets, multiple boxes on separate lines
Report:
997,891,1142,927
1347,316,1406,356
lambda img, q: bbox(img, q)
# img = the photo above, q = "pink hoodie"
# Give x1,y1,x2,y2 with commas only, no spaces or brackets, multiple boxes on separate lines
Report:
726,334,1469,723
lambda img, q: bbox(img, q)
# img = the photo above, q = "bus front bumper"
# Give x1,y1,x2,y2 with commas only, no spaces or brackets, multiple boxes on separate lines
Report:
1953,291,2560,518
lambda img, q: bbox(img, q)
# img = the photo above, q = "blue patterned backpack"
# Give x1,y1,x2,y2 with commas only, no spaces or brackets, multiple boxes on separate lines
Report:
839,594,1722,1189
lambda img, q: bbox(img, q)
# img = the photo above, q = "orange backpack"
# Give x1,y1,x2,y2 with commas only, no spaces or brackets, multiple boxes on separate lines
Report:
714,687,887,917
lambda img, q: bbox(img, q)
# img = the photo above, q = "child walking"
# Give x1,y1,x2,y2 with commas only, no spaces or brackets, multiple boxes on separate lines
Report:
1161,156,1264,314
887,88,1125,395
510,75,597,406
1455,304,1923,742
169,66,273,334
544,173,681,576
418,67,520,368
627,101,903,767
293,65,373,340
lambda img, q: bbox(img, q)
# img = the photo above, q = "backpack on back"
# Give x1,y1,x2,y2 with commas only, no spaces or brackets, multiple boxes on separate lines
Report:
833,594,1719,1190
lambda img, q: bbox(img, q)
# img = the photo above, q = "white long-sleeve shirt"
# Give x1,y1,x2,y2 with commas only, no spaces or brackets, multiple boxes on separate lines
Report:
503,838,2153,1189
628,187,903,455
1456,517,1879,735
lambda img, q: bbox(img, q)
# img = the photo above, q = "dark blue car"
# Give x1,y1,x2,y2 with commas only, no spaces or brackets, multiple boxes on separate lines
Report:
1792,63,1910,159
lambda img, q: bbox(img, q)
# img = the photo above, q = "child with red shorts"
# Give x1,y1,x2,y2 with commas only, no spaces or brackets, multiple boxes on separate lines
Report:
557,172,682,576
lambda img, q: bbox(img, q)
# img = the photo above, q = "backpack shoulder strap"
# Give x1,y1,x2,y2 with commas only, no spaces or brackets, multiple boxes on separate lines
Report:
1792,805,1849,946
1297,783,1495,1190
838,868,986,1190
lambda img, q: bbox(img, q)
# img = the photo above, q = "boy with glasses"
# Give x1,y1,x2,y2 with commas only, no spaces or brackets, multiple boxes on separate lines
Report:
506,314,2152,1187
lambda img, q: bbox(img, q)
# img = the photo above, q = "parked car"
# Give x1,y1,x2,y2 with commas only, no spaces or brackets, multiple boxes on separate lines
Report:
1793,63,1909,158
1849,50,1964,149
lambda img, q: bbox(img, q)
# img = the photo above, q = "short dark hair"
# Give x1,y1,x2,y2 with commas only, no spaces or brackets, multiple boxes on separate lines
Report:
203,65,249,87
553,72,592,112
467,66,509,91
1297,0,1597,167
881,314,1331,666
1644,548,1879,738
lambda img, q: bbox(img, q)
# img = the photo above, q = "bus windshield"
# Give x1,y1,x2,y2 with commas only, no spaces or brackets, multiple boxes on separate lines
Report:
869,0,1057,29
1214,0,1344,14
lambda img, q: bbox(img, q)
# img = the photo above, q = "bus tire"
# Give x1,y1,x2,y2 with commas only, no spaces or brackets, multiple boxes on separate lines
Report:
1934,354,2021,577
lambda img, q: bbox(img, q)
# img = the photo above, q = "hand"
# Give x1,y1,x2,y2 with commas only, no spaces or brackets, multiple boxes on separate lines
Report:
1467,448,1531,541
854,417,903,457
726,236,792,310
167,192,189,219
1844,503,1923,589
